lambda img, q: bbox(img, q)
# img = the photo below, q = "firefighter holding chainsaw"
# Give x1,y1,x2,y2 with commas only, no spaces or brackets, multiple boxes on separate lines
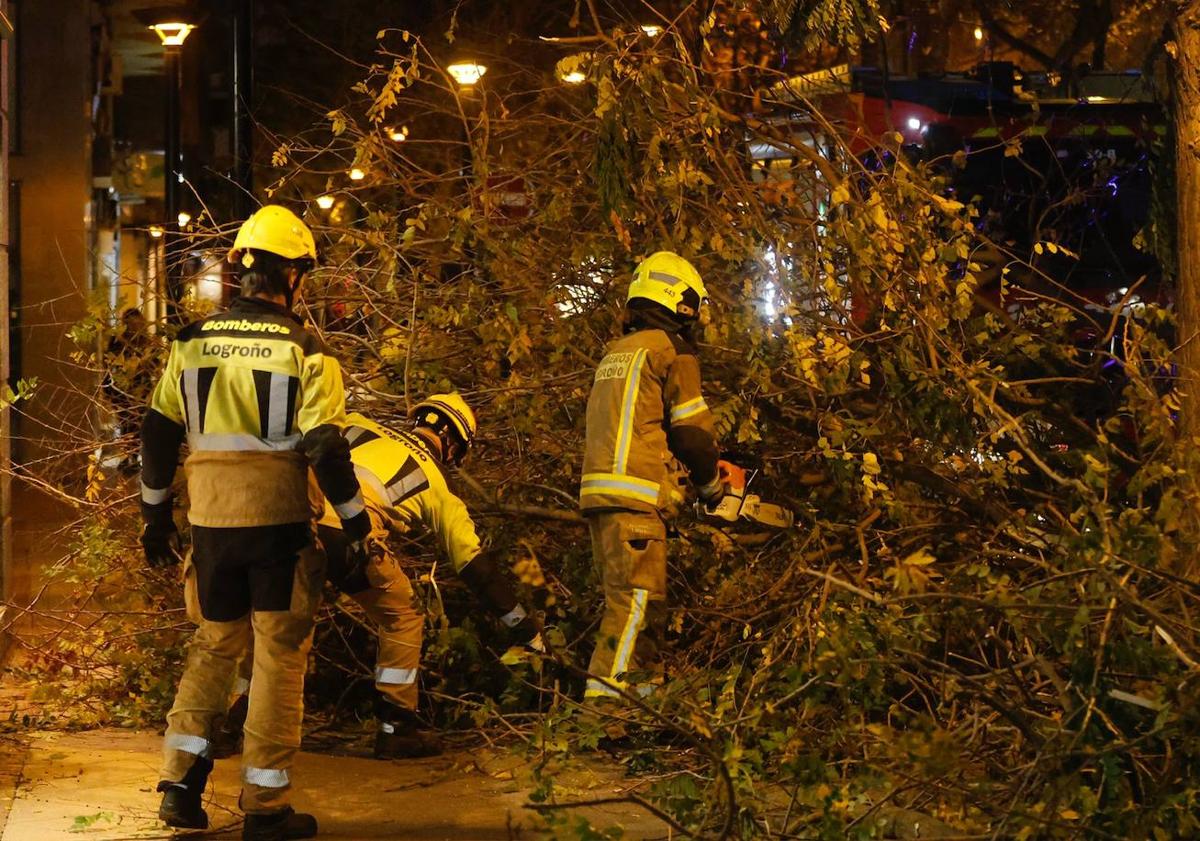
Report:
580,252,743,699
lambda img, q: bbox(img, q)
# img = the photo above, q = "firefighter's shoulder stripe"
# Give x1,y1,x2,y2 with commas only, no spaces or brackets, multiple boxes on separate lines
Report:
382,455,431,505
345,425,381,449
343,419,438,507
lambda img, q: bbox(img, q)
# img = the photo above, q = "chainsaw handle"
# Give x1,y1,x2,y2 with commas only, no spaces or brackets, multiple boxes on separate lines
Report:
717,459,748,494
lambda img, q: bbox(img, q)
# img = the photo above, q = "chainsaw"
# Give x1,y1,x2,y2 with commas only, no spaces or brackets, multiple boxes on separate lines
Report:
697,464,794,529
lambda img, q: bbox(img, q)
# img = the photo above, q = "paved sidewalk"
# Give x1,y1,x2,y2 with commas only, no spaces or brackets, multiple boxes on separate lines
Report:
0,729,661,840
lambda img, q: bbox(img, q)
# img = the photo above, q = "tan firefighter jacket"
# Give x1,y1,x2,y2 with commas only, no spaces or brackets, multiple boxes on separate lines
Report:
580,327,720,516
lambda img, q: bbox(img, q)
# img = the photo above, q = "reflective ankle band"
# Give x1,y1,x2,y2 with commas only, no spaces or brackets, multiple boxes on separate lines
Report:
165,734,211,758
243,767,289,788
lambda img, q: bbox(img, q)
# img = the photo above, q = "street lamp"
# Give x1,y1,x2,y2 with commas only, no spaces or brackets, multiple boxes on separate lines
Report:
640,24,663,36
136,7,202,313
560,70,586,85
387,125,409,142
150,21,194,46
447,61,487,87
316,194,335,210
348,167,366,181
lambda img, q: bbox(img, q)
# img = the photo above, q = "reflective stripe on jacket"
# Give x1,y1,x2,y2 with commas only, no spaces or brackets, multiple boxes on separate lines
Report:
580,328,717,515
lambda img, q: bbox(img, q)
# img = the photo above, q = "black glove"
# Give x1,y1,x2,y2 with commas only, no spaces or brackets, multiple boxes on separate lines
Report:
341,537,373,594
509,612,545,652
696,473,726,507
141,502,182,568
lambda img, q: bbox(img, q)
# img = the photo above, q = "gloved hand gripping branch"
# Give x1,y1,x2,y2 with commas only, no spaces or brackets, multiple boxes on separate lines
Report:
341,536,377,594
458,552,542,648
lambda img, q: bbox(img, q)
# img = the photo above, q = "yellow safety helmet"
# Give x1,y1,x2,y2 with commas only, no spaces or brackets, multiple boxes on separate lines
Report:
229,205,317,264
626,251,708,319
411,392,478,451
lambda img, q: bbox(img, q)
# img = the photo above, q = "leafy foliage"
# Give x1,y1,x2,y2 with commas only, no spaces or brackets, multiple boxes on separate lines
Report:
9,5,1200,839
764,0,882,51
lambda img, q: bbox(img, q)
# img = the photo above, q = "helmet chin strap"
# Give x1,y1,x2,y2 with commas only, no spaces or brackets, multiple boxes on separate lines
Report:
412,426,447,463
284,270,305,311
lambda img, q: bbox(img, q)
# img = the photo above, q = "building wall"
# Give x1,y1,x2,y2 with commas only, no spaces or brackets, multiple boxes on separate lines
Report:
0,0,12,626
8,0,94,470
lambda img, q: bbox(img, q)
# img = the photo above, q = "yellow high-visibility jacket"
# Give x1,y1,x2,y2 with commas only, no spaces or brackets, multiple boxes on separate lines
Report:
580,325,720,516
316,413,482,572
140,297,367,535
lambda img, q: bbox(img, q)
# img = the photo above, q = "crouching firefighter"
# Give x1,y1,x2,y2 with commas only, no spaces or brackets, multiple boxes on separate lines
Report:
580,251,740,700
225,394,541,759
140,205,370,841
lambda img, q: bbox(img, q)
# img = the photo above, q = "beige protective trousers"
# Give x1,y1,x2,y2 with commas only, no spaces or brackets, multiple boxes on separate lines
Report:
233,544,425,712
584,510,669,699
160,542,323,813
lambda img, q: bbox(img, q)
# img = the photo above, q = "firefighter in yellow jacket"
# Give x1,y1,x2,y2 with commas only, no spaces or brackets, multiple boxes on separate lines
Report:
580,252,737,699
140,206,369,840
225,395,540,759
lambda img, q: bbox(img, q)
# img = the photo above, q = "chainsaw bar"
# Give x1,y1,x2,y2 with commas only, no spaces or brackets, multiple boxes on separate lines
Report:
738,494,794,529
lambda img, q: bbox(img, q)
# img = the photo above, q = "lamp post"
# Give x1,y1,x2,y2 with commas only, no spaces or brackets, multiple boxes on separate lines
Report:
233,0,254,220
145,15,197,311
445,60,488,287
447,60,487,182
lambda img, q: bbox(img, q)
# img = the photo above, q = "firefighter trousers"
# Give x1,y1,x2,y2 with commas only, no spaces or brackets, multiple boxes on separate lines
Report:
160,524,323,814
233,525,425,713
584,510,669,699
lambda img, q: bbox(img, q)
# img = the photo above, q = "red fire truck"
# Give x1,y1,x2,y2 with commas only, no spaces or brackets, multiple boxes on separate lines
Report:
760,61,1165,308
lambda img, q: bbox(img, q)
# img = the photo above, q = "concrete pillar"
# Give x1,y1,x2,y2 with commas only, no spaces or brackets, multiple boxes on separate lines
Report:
8,0,94,469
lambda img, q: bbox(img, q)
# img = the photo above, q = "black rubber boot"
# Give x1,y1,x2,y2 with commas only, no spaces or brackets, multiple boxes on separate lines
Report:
373,703,444,759
242,806,318,841
156,755,213,829
212,693,249,759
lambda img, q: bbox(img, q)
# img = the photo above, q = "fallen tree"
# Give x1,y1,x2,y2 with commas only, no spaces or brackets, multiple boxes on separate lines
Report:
5,5,1200,839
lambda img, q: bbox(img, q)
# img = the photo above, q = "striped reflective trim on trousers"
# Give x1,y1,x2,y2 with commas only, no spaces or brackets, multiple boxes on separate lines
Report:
243,766,290,788
165,733,211,758
187,432,301,451
610,588,648,680
375,666,418,685
499,604,527,628
141,482,171,505
333,493,366,520
584,677,623,698
611,348,648,474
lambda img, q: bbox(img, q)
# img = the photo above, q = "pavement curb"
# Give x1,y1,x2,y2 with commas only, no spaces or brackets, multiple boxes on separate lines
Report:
0,734,28,838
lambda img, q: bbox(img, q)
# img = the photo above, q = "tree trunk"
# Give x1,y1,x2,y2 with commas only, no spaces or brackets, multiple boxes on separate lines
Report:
1173,3,1200,443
